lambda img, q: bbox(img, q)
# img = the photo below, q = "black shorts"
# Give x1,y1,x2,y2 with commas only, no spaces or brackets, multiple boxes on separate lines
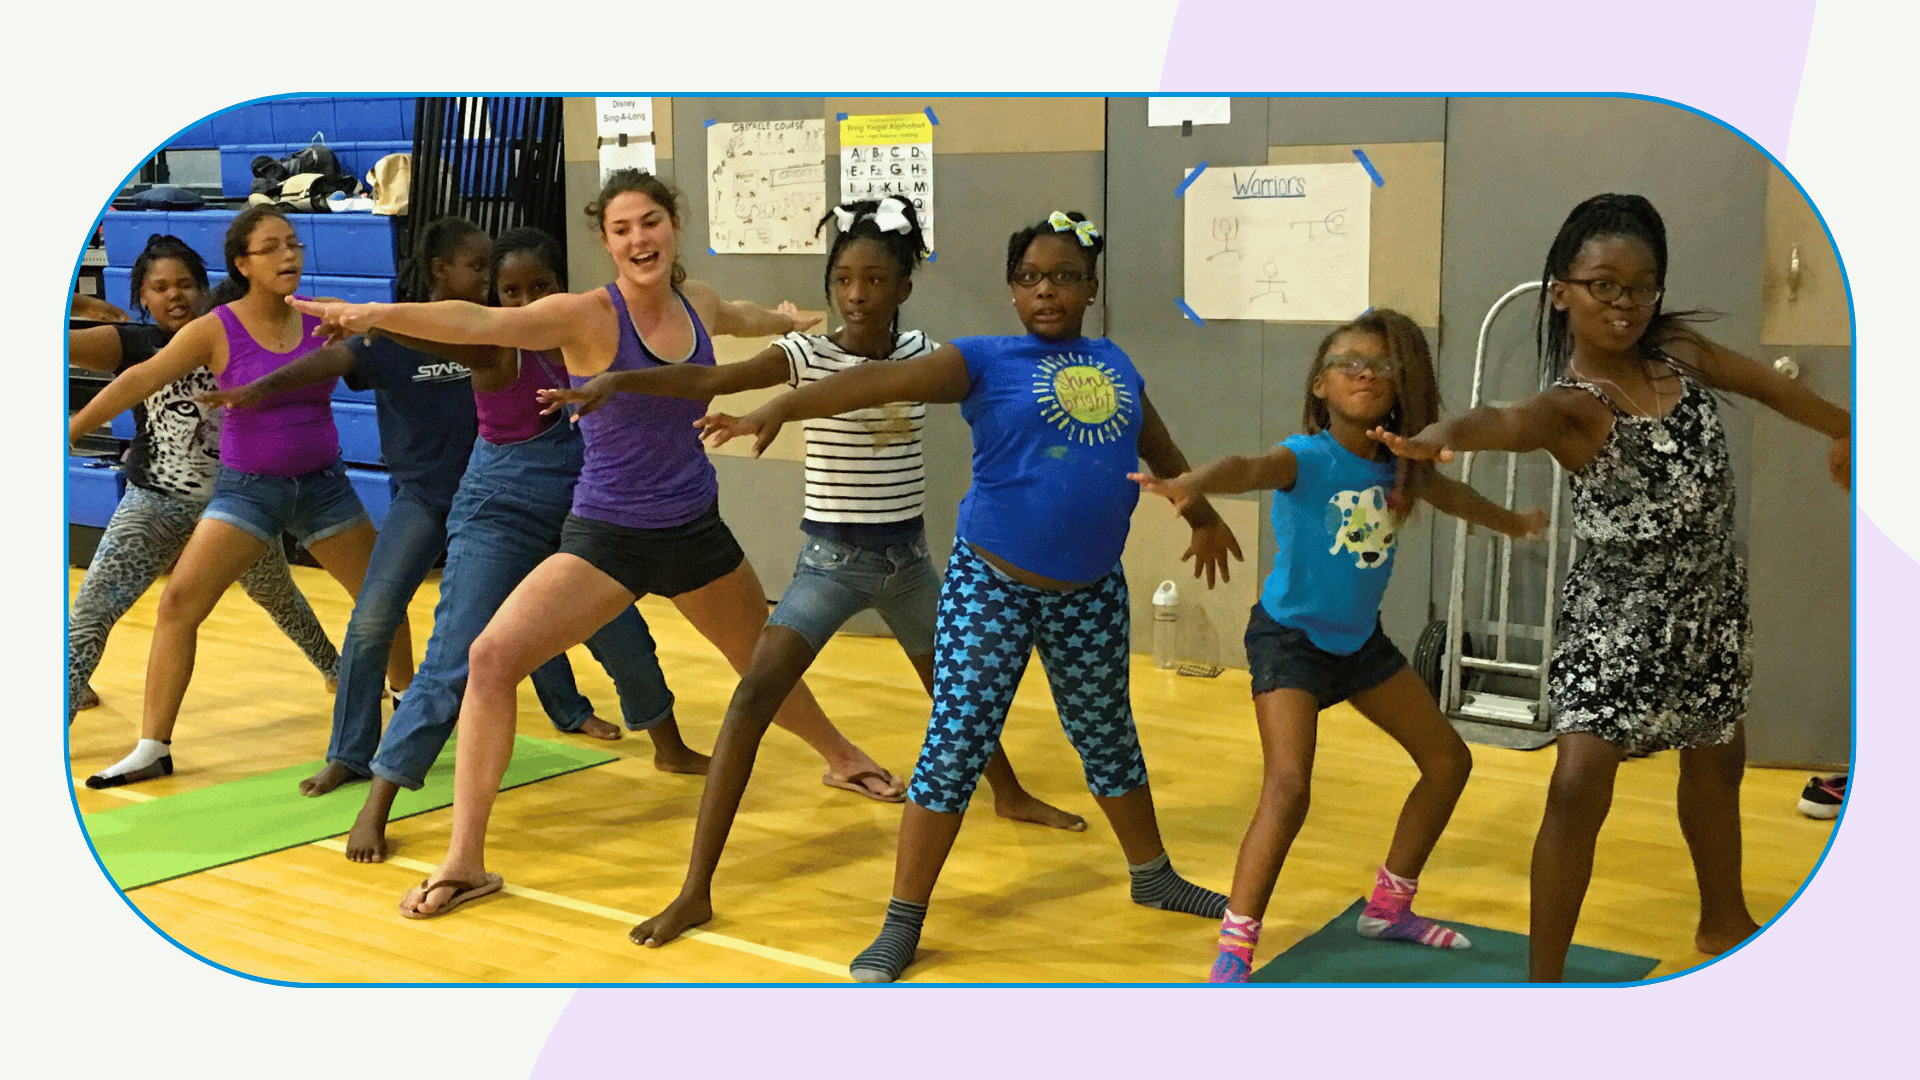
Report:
557,501,745,599
1243,603,1408,709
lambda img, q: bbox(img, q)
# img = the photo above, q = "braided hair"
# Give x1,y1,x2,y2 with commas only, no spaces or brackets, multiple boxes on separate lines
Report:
813,198,928,336
401,216,487,303
1535,193,1714,390
488,226,568,305
1301,308,1441,519
1005,210,1104,282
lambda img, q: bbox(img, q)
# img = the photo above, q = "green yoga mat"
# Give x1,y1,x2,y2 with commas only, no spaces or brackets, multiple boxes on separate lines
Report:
84,735,616,891
1251,899,1660,984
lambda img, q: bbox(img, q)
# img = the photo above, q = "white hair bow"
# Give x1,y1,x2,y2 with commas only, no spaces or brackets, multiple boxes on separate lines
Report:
831,197,913,236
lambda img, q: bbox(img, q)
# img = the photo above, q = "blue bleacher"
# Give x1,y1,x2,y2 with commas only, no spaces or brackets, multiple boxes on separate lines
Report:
75,96,422,533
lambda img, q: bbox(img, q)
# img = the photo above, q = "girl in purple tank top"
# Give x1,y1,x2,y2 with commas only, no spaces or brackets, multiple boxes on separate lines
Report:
293,170,907,919
68,206,405,788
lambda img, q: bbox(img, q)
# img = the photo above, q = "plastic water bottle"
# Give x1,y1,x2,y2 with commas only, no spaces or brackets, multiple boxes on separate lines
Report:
1151,580,1180,668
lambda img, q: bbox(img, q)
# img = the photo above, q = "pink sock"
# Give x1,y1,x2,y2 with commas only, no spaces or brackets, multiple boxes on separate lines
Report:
1208,910,1261,983
1357,866,1471,949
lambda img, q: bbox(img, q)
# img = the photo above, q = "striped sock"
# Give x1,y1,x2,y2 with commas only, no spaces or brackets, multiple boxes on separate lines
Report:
850,897,927,983
1129,851,1229,918
1355,866,1470,949
1208,909,1262,984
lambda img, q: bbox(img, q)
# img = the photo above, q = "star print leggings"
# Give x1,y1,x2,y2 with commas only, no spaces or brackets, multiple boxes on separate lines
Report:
906,540,1150,813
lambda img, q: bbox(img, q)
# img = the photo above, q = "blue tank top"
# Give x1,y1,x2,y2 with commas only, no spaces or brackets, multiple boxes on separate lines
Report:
569,285,719,529
1259,431,1401,654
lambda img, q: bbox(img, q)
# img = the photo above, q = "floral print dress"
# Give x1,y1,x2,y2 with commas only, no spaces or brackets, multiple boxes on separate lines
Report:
1548,371,1751,754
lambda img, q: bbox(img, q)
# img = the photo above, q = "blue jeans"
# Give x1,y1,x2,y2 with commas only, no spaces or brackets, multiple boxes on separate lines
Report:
766,534,940,655
370,423,674,789
326,486,450,776
202,458,368,547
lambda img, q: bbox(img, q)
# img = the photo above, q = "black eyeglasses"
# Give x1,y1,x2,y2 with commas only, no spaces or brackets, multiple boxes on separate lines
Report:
1561,277,1662,307
1323,353,1400,379
244,239,308,257
1011,269,1090,288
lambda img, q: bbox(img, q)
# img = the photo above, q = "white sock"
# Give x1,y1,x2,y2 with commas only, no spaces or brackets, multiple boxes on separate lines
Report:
98,738,171,779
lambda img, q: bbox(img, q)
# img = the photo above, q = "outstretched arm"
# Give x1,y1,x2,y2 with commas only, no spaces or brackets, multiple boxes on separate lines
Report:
1372,388,1599,472
287,291,597,353
1133,393,1244,587
539,345,792,419
67,326,126,374
1417,472,1547,539
698,345,971,456
71,294,129,323
67,316,219,442
1661,326,1850,489
679,279,823,339
196,342,356,410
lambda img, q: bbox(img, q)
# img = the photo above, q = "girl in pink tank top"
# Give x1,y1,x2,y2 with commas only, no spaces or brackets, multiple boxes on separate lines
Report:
68,206,409,788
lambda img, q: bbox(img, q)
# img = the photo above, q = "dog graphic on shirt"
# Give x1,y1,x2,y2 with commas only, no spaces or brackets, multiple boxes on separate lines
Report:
1327,486,1397,569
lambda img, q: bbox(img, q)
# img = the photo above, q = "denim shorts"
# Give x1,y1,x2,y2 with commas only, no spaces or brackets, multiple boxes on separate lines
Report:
767,534,940,656
201,458,370,547
1244,603,1408,709
557,501,745,599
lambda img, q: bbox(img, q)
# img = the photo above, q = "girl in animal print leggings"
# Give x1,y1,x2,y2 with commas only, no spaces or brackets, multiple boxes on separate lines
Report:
66,234,337,725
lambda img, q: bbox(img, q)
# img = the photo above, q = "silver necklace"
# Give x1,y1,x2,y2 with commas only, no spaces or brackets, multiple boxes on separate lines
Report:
1576,365,1679,454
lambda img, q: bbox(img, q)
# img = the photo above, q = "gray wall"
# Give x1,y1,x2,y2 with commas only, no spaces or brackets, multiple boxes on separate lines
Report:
563,96,1850,765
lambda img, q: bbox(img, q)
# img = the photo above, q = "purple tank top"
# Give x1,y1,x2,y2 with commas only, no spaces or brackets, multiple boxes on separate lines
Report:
475,349,567,445
569,286,718,528
213,303,339,476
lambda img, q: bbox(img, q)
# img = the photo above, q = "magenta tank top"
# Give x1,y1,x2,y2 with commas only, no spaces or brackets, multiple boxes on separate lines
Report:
212,303,339,477
474,349,567,445
568,285,718,529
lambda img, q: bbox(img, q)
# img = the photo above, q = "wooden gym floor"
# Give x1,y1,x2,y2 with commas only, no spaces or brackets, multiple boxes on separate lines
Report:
68,565,1837,984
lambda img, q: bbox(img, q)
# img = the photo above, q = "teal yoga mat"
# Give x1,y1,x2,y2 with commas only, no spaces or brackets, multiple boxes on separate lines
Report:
84,735,615,890
1251,899,1660,984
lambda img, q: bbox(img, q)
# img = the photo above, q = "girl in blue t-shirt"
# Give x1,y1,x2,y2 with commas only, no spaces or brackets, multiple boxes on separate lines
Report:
1134,309,1545,983
703,211,1243,983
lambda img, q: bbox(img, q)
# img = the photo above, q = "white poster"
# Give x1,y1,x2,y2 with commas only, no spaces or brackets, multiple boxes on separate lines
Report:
1148,97,1231,127
838,112,935,251
1181,162,1372,321
595,97,652,138
706,119,827,254
597,140,656,185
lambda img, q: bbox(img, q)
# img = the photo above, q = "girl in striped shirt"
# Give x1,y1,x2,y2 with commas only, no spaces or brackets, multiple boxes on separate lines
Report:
542,199,1084,951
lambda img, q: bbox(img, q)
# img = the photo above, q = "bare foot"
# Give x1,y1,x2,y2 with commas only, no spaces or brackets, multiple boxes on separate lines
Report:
299,761,365,797
573,715,623,741
630,893,714,947
345,806,390,863
994,791,1088,831
1695,917,1762,956
655,746,712,775
77,685,101,710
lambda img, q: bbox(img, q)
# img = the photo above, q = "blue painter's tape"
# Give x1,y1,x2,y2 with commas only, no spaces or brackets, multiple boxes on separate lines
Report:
1175,298,1205,326
707,247,717,254
927,252,938,262
924,107,939,125
836,112,848,121
703,118,717,127
1353,148,1384,187
1175,162,1208,197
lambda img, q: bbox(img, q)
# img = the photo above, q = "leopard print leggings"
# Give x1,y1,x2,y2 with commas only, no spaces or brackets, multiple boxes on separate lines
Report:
68,484,339,720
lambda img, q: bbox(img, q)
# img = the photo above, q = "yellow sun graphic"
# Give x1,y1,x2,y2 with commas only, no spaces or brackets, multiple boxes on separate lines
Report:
1032,353,1134,446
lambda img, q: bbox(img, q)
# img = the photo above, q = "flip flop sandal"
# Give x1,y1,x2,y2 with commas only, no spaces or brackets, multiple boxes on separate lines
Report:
822,770,906,803
400,872,505,920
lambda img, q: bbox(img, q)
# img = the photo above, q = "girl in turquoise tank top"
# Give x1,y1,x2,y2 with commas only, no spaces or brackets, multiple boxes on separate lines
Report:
1134,309,1545,982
